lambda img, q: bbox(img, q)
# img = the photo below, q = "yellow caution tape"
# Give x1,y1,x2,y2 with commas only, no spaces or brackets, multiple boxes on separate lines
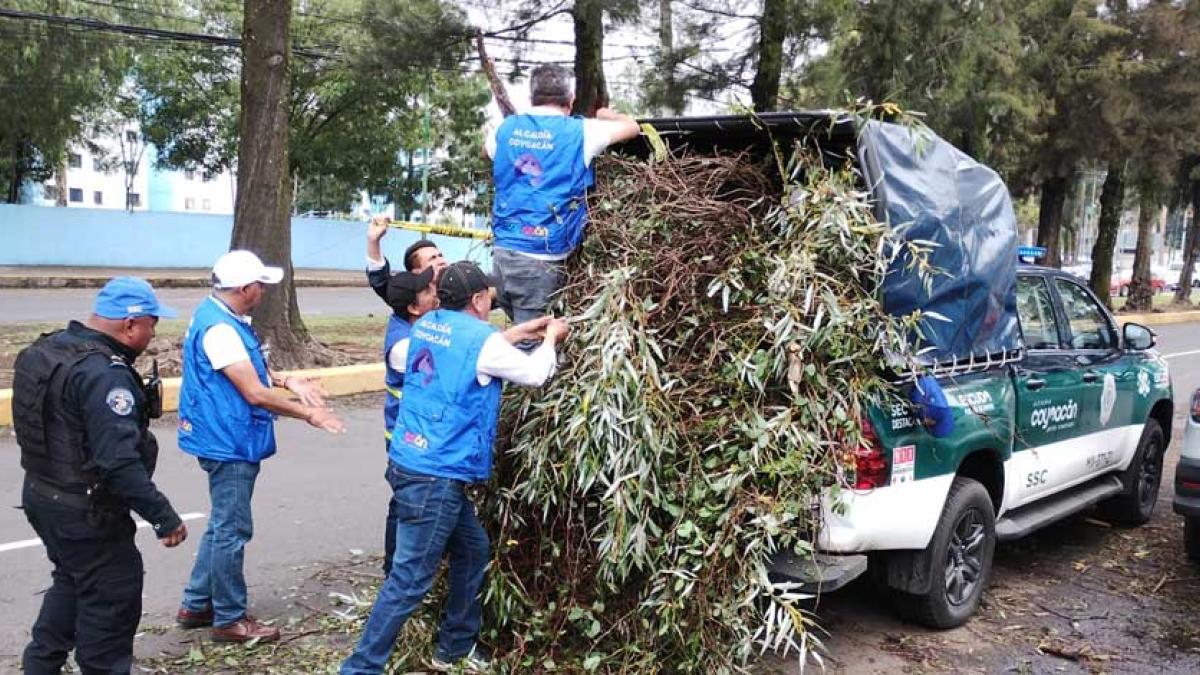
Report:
386,220,492,241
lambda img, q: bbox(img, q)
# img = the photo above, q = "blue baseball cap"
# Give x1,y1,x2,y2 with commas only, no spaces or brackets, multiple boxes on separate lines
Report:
93,276,179,320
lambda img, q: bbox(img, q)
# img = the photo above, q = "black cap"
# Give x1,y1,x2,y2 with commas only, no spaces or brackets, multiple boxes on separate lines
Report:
438,261,494,309
403,239,438,272
386,267,435,317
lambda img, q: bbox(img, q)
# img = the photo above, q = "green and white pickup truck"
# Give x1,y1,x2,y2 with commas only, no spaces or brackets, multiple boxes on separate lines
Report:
801,264,1173,628
635,112,1173,630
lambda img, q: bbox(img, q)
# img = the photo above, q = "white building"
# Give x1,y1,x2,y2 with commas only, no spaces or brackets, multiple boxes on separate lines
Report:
146,153,236,215
30,131,151,211
26,123,236,215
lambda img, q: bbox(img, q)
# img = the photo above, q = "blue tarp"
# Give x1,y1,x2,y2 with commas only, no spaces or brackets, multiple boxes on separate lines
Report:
857,121,1020,363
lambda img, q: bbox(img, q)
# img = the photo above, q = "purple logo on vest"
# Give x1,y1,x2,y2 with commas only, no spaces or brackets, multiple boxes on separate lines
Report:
412,347,436,385
513,153,544,186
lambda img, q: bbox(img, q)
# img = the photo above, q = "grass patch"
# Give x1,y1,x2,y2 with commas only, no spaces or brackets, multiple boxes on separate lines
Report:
1112,289,1200,312
0,315,391,388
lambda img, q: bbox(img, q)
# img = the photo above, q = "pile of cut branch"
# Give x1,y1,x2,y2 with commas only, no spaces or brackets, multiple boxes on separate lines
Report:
482,142,923,673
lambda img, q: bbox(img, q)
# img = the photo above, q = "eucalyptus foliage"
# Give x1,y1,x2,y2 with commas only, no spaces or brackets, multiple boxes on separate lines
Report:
481,141,926,673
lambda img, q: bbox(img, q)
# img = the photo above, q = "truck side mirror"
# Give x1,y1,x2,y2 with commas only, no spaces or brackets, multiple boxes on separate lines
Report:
1123,322,1156,351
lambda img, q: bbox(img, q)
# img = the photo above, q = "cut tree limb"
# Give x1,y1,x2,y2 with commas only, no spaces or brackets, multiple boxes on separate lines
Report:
476,28,515,117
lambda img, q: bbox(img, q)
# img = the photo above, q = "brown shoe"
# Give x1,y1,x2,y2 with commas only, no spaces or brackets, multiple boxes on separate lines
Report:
176,606,213,629
211,616,280,643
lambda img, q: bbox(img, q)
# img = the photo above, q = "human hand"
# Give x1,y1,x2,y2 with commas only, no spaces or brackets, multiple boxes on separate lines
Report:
286,376,328,408
367,216,390,242
159,523,187,548
594,107,623,121
307,407,347,434
504,316,551,344
545,317,570,344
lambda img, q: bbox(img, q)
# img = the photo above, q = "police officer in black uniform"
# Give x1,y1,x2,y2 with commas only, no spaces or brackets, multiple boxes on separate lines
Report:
13,277,188,674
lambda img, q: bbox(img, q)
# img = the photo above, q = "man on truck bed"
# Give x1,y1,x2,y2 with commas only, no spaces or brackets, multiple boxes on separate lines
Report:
485,64,640,326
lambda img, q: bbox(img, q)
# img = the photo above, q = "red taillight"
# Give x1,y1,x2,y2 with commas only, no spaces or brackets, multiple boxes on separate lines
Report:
1191,390,1200,423
854,416,888,489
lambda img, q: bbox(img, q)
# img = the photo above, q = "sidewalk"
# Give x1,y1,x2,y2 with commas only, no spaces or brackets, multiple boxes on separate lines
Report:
1118,308,1200,328
0,265,366,289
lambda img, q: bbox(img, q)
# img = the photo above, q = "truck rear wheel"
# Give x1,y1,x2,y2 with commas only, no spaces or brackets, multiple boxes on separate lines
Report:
1100,419,1164,526
892,476,996,629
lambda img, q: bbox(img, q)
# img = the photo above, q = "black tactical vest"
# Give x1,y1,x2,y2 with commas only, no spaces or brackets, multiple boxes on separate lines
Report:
13,329,156,492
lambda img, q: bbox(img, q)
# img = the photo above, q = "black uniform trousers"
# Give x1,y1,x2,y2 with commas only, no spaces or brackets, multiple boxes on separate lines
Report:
21,480,144,675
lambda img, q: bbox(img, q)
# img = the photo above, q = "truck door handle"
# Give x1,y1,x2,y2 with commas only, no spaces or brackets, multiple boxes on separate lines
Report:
1082,371,1098,383
1025,378,1046,391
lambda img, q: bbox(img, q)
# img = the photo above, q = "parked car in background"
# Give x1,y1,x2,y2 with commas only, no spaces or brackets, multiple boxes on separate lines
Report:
1165,262,1200,291
1111,270,1166,296
1062,263,1092,282
1174,388,1200,561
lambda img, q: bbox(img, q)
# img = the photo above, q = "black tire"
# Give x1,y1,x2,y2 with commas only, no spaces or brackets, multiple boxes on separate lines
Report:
1100,419,1164,526
1186,519,1200,562
892,477,996,629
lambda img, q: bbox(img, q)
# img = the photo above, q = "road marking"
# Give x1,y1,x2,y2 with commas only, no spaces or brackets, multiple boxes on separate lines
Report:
1164,349,1200,359
0,512,207,554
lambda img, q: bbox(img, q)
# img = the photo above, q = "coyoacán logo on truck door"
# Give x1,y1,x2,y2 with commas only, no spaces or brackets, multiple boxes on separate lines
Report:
1099,373,1117,426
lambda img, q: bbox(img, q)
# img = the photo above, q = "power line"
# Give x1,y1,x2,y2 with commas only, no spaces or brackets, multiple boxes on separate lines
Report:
0,7,336,59
68,0,208,26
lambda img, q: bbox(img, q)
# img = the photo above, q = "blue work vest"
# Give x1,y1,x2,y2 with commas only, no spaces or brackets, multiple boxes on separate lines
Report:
389,309,503,482
492,114,594,256
382,314,411,441
178,296,277,462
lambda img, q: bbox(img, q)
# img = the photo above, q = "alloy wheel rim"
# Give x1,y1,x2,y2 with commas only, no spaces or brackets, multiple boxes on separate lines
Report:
944,507,986,607
1138,441,1162,510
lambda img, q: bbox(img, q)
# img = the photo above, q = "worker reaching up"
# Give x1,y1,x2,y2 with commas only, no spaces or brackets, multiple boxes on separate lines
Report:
484,64,640,327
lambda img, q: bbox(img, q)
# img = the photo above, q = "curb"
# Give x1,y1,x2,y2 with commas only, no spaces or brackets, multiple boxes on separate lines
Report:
1117,311,1200,328
0,276,365,289
0,363,385,428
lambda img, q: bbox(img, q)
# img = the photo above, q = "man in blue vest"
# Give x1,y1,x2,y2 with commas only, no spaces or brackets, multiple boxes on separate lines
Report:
175,250,346,644
486,64,640,324
341,261,569,675
365,220,446,575
377,267,438,576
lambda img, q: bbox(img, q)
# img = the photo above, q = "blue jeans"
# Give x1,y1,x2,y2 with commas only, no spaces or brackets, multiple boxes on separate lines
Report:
382,450,399,577
181,458,260,627
342,464,489,674
493,247,565,325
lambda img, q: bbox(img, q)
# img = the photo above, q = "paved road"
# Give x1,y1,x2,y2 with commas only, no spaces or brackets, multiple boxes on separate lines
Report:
0,286,384,324
0,398,391,667
0,323,1196,668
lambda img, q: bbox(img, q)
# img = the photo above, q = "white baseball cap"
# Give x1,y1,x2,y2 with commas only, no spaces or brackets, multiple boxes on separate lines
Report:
212,250,284,289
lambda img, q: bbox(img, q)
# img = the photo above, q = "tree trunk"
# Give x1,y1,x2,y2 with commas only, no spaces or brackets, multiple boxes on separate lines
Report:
1036,175,1068,268
572,0,608,117
7,140,24,204
1124,194,1157,312
1174,161,1200,305
55,156,67,207
1090,162,1125,308
657,0,684,115
750,0,787,112
230,0,323,369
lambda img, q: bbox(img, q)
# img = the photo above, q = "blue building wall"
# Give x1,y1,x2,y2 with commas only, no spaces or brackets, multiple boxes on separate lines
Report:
0,205,491,270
